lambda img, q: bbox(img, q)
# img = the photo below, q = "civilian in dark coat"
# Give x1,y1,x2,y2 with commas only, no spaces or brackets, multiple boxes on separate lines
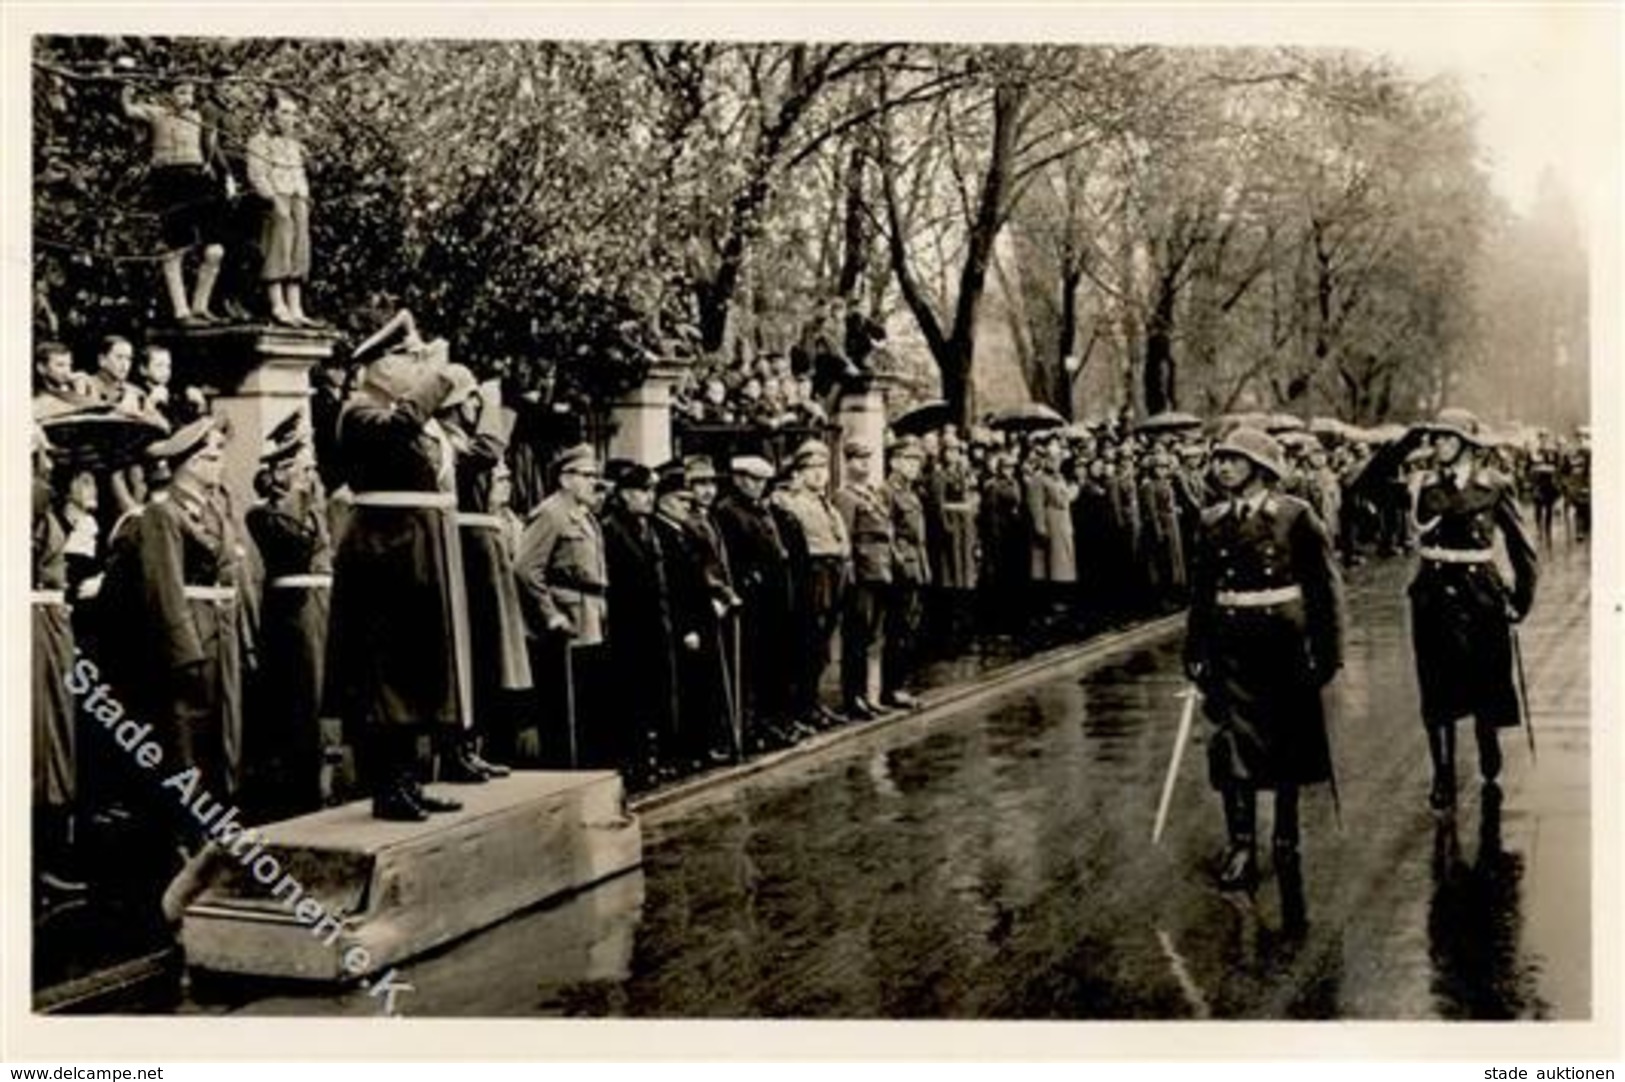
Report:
1406,410,1538,811
1185,427,1344,898
977,449,1028,629
602,468,680,788
714,457,794,749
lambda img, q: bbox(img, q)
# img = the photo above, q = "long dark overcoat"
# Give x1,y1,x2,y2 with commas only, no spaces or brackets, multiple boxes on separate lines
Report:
1185,493,1345,789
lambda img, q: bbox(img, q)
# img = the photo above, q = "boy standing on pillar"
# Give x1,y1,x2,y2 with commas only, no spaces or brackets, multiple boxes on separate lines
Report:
1406,409,1538,812
1184,427,1345,900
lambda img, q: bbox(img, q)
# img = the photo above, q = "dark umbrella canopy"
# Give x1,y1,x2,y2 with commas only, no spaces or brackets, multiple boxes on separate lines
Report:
1135,410,1202,434
39,408,169,473
891,399,952,437
987,402,1066,433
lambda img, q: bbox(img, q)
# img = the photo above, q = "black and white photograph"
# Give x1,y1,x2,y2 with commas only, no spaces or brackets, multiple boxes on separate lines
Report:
7,1,1620,1064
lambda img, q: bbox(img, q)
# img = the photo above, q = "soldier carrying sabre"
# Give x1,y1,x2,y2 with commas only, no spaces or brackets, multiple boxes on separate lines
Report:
1182,427,1347,905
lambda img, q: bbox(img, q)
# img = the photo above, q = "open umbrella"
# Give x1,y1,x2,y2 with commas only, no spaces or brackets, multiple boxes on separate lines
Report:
891,399,952,437
39,407,169,473
1265,413,1306,434
987,402,1066,433
1136,410,1202,435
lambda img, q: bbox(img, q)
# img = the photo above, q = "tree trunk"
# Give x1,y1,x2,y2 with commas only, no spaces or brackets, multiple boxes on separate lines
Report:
1142,285,1177,415
1054,264,1082,419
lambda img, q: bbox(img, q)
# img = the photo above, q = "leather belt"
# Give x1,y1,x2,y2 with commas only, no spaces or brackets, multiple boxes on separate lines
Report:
457,512,504,530
30,589,67,606
547,578,606,599
1216,585,1302,608
184,585,237,603
1419,546,1494,564
270,574,333,589
350,491,456,509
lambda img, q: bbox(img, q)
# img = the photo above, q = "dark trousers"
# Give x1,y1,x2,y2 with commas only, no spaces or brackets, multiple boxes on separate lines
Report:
841,580,886,706
883,582,925,696
794,557,847,718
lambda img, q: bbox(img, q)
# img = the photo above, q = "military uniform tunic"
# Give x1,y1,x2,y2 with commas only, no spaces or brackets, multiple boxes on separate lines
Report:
1185,492,1345,788
1408,466,1537,731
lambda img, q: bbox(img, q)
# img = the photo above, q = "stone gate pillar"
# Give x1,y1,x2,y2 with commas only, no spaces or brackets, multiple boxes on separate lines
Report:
608,361,686,467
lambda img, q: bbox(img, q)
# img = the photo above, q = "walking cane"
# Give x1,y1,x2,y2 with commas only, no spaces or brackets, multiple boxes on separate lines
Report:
729,611,745,761
1511,623,1537,764
562,637,579,769
1152,685,1200,846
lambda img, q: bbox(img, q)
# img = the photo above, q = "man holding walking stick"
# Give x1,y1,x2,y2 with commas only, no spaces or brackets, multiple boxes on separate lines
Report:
1182,427,1345,901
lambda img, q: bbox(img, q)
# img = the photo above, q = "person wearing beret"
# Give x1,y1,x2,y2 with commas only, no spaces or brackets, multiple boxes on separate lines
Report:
834,440,890,722
98,417,248,849
882,437,932,709
601,464,681,788
514,444,610,769
771,439,851,731
324,351,472,821
244,414,334,816
714,455,795,751
1184,427,1345,909
438,366,528,780
1405,409,1539,812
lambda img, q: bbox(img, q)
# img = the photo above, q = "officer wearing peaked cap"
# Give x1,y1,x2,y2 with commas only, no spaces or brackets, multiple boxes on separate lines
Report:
1407,408,1537,811
1185,427,1345,908
834,439,890,721
882,435,931,708
246,410,333,815
515,442,609,768
772,435,850,729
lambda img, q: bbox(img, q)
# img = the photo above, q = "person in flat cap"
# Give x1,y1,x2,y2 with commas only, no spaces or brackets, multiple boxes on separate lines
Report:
242,412,333,815
1405,407,1538,812
772,437,850,732
515,442,609,769
882,435,932,709
324,340,472,821
834,439,890,722
601,458,681,788
98,416,248,861
1184,427,1344,916
715,454,794,751
682,455,745,755
437,366,528,781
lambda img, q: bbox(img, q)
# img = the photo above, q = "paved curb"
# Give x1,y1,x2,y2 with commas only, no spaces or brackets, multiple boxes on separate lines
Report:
37,614,1185,1013
630,613,1186,821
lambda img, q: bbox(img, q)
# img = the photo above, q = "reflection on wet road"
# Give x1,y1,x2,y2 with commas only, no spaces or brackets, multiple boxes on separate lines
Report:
198,541,1590,1020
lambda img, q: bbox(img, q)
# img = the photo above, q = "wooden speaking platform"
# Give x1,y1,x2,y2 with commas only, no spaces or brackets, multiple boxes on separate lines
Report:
180,771,641,982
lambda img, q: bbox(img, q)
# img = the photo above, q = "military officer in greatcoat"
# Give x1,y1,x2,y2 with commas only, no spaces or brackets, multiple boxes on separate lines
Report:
514,444,610,768
1184,427,1345,900
245,413,333,815
834,440,891,721
325,346,471,821
1406,408,1538,812
882,436,932,709
99,418,247,844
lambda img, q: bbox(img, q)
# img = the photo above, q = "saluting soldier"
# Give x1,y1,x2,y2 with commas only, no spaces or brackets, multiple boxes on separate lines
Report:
834,440,891,721
883,437,932,709
325,346,471,821
439,366,527,778
99,418,246,842
245,413,333,815
1184,427,1345,898
1406,409,1538,811
514,444,610,768
771,439,850,731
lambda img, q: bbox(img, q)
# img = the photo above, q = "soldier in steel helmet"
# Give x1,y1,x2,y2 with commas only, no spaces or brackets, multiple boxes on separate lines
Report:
1184,427,1346,907
1407,408,1538,812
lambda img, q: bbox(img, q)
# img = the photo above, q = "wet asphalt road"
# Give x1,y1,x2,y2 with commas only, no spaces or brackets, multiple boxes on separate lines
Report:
188,537,1591,1020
